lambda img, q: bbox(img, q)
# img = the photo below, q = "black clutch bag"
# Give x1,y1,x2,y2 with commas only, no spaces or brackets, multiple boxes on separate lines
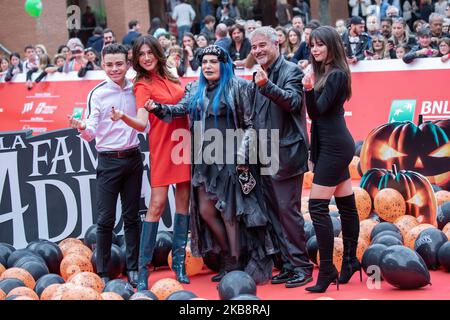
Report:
237,167,256,195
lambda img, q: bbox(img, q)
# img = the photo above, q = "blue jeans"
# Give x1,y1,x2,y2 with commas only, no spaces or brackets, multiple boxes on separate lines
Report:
177,25,191,43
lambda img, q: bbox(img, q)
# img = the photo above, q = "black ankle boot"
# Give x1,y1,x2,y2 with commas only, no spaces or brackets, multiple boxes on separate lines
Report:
211,253,239,282
335,194,361,284
305,262,339,293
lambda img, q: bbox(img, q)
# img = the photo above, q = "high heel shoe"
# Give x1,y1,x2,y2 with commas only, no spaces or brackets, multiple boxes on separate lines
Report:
305,266,339,293
339,258,362,284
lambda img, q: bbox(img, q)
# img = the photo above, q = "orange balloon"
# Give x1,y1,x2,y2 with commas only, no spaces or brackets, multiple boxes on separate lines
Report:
442,223,450,240
59,238,85,253
150,278,184,300
68,272,104,293
0,263,5,277
353,187,372,220
51,283,80,300
394,215,420,239
301,197,310,214
405,224,436,249
0,289,6,301
60,286,102,300
317,237,343,272
374,188,406,222
303,213,311,222
7,287,39,300
349,156,361,180
167,246,204,277
0,267,36,289
435,191,450,206
62,244,93,260
40,284,62,300
10,296,34,300
357,237,369,262
329,205,338,213
303,172,314,189
359,219,379,242
101,292,124,300
60,254,93,280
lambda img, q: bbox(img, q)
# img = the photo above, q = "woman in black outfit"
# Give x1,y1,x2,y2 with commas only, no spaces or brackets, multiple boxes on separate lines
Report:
302,26,360,293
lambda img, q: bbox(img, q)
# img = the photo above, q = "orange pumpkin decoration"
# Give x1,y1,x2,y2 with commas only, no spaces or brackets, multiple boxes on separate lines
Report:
40,283,61,300
68,272,104,293
317,237,343,272
7,287,39,300
374,188,406,222
0,267,36,289
101,292,125,300
303,172,314,189
405,224,436,249
60,286,102,300
167,246,204,277
150,278,184,300
435,190,450,206
359,219,379,242
60,254,93,280
394,215,420,238
442,222,450,240
360,117,450,191
353,187,372,220
349,156,361,180
360,165,438,226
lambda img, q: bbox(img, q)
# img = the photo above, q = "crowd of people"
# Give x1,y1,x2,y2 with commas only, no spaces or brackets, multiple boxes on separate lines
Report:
1,1,449,86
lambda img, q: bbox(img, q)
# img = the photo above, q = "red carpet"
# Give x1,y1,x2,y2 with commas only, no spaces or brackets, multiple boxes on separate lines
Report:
146,266,450,300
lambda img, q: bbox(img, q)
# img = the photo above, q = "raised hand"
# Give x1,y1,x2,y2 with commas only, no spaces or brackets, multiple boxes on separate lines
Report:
67,114,86,130
143,99,156,113
110,106,124,121
254,66,268,87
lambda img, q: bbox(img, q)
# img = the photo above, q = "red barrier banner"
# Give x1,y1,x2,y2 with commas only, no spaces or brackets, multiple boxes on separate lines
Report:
1,58,449,140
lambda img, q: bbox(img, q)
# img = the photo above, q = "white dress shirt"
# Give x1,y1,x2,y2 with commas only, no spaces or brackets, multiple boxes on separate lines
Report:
80,77,140,152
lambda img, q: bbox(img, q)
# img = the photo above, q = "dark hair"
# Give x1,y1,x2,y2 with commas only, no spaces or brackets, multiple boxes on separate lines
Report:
305,21,321,30
129,20,139,30
24,45,35,52
102,43,128,59
57,45,70,54
132,35,180,84
229,24,245,38
381,17,393,25
93,26,103,36
103,28,115,36
10,52,21,60
204,15,216,24
309,26,352,100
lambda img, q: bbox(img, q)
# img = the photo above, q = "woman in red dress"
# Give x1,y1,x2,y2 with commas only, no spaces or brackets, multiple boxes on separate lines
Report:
110,35,191,290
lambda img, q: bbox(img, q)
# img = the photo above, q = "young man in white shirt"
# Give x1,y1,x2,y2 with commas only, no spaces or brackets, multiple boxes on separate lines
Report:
172,0,196,42
68,43,143,287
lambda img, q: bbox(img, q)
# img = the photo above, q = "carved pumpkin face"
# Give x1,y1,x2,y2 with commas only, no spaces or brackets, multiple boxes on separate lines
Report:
360,119,450,190
360,166,437,226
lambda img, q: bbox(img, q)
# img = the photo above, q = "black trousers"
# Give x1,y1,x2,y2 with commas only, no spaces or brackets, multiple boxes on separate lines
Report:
261,174,313,274
95,151,143,276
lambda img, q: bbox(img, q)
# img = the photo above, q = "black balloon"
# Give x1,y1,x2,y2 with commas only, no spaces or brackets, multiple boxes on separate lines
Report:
0,279,26,295
113,234,124,247
7,249,43,269
437,202,450,230
230,294,261,300
370,222,401,241
380,245,430,289
15,260,49,281
438,241,450,272
0,243,15,266
129,290,159,300
83,224,98,250
372,235,403,247
372,230,403,244
306,236,318,265
166,290,197,300
218,271,257,300
103,279,134,300
152,231,173,268
331,217,341,237
362,244,387,274
32,241,63,274
414,228,448,270
13,254,46,267
303,220,315,241
91,244,125,279
34,274,65,297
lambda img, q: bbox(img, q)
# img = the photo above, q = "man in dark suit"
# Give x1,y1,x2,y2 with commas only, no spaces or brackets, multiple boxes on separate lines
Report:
250,26,313,288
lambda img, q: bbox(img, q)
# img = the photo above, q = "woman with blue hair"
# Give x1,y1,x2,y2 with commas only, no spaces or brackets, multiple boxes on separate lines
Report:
146,45,277,284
